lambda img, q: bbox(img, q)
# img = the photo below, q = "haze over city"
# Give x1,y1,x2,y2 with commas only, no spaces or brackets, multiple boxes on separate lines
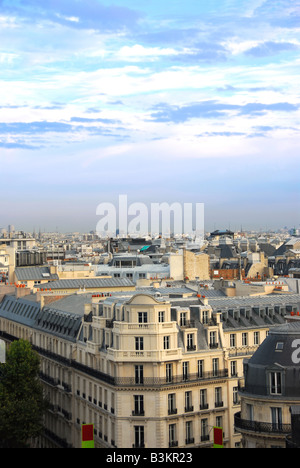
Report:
0,0,299,232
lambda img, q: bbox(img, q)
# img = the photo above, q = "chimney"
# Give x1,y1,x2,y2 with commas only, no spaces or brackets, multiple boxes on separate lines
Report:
50,265,58,275
16,286,31,299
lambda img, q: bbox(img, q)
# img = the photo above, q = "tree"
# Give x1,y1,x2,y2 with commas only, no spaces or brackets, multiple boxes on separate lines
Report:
0,339,49,448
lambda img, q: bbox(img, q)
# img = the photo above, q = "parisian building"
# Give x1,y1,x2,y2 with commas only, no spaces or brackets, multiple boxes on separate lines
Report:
0,285,300,448
235,321,300,448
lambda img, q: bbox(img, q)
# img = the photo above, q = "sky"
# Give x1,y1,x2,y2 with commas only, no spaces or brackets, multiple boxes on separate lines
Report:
0,0,299,233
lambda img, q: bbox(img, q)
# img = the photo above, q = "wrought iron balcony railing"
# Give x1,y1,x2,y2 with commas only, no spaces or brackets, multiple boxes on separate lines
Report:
234,412,291,435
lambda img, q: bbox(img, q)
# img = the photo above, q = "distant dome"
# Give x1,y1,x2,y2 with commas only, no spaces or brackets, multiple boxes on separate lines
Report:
243,322,300,398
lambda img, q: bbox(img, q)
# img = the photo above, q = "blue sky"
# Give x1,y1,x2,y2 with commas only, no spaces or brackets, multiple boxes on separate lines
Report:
0,0,299,232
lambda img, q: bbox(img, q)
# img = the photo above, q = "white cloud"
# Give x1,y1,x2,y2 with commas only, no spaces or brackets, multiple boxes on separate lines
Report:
0,52,19,64
55,13,80,23
224,40,262,56
117,44,180,61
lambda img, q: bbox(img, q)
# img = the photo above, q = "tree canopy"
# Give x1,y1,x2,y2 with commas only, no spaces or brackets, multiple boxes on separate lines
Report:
0,339,48,448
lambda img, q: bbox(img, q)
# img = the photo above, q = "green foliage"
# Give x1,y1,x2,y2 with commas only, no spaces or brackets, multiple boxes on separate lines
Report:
0,339,49,448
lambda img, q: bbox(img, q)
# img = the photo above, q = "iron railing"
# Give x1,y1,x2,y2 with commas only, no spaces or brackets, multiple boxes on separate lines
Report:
234,412,291,435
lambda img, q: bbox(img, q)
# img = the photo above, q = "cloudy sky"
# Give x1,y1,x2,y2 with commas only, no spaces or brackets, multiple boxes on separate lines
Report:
0,0,299,233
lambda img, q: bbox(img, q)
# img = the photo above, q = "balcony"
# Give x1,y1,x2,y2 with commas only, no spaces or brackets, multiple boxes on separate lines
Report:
113,321,176,333
209,342,219,349
187,345,196,351
107,347,182,362
180,320,196,328
200,403,209,410
169,441,178,447
110,369,228,387
215,401,224,408
132,410,145,416
184,406,194,413
185,438,195,445
234,412,291,435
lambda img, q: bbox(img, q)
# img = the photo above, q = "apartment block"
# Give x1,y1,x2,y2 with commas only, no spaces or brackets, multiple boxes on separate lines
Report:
0,285,299,448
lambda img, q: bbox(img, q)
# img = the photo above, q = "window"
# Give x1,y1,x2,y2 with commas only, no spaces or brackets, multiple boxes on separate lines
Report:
246,404,253,421
182,362,189,381
138,312,148,323
202,310,209,324
242,332,248,346
210,331,217,348
231,360,237,377
276,342,284,351
198,360,204,378
133,395,144,416
200,389,208,410
271,407,282,431
164,336,170,350
230,333,236,347
166,363,173,383
187,333,195,350
233,386,239,405
135,365,144,384
169,424,177,447
185,421,194,444
212,358,219,377
158,311,165,322
180,312,187,326
135,337,144,351
254,331,260,346
134,426,144,448
201,419,209,441
185,391,193,412
216,416,223,429
270,371,282,395
215,387,223,407
168,394,177,415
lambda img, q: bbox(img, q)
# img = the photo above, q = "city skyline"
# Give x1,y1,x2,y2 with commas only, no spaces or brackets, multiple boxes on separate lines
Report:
0,0,299,232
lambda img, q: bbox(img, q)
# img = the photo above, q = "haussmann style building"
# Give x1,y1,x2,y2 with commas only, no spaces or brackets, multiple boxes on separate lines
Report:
235,321,300,448
0,283,300,448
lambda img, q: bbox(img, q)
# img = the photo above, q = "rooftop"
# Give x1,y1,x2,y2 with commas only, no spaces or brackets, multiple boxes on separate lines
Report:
35,277,135,290
14,266,59,281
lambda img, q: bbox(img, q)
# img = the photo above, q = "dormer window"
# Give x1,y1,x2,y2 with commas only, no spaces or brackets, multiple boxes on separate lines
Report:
276,342,284,351
187,333,196,351
270,371,282,395
180,312,187,326
202,310,209,324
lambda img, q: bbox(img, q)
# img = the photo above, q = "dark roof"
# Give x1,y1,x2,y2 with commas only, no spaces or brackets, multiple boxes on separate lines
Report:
44,293,93,314
274,238,300,257
38,277,135,290
215,245,239,259
35,306,82,342
259,243,276,257
244,322,300,398
0,293,83,342
14,266,59,281
210,230,235,237
274,244,289,257
0,295,41,326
